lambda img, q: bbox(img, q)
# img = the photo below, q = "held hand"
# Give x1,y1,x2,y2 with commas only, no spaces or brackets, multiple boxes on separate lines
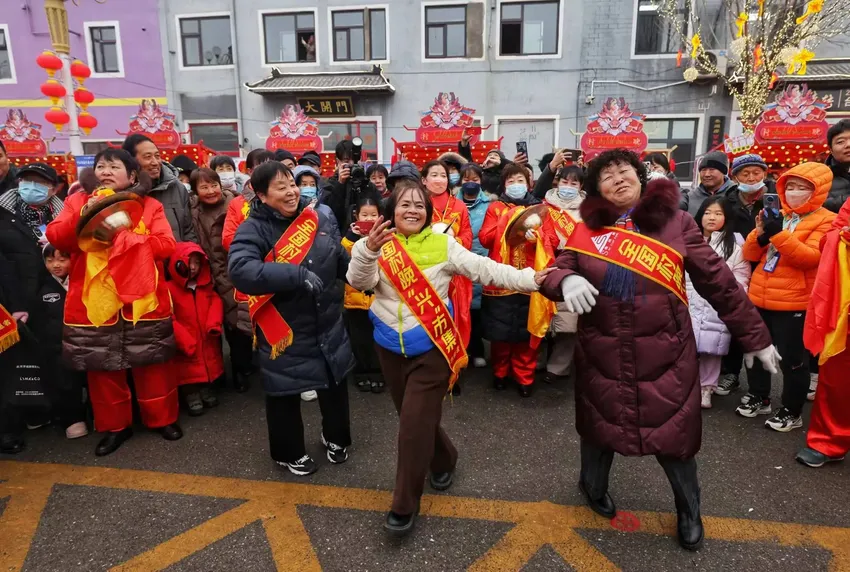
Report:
350,222,364,237
339,165,351,184
482,156,498,170
513,152,529,165
549,150,567,171
525,229,538,243
460,128,472,146
534,267,555,286
302,269,324,295
560,275,599,315
365,217,396,252
744,345,782,375
755,211,765,235
12,311,28,323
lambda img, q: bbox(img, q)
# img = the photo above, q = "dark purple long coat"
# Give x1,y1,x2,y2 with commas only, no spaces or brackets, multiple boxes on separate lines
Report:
541,178,771,459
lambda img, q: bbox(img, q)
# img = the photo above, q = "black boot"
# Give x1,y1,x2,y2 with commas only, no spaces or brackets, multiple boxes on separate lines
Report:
518,383,533,398
384,504,419,538
95,427,133,456
159,423,183,441
579,439,617,518
233,368,251,393
0,434,25,455
430,471,454,491
659,456,704,551
493,376,508,390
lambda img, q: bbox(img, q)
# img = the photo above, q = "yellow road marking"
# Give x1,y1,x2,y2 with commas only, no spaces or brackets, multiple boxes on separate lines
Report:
1,461,848,571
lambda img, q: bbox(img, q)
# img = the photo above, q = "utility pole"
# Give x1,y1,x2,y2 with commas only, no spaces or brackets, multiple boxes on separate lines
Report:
43,0,84,156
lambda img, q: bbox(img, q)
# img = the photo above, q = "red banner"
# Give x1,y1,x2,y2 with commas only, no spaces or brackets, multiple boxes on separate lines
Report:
116,99,182,149
265,105,323,154
580,97,647,160
407,92,481,148
0,109,48,157
755,84,832,145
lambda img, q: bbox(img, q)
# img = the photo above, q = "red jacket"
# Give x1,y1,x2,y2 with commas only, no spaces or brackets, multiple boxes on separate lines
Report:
166,242,225,385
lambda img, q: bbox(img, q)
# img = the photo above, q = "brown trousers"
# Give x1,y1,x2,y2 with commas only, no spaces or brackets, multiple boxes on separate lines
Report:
377,345,458,515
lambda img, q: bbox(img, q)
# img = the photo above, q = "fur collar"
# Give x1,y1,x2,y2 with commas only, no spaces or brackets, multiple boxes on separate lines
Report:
579,178,681,232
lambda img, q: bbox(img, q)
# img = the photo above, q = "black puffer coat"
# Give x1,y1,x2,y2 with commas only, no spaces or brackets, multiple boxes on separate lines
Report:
0,207,52,314
228,199,354,396
824,156,850,213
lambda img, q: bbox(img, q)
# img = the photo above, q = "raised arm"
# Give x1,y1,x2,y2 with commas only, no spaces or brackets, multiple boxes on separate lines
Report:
346,239,381,291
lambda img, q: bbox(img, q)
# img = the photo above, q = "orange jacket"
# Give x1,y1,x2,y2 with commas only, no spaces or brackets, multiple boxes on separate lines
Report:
743,162,836,311
222,195,248,252
341,234,374,310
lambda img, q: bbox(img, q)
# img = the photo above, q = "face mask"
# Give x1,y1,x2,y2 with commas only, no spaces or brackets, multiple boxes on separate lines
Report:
785,190,812,208
425,179,447,195
461,182,480,196
738,181,765,194
183,182,191,191
449,173,460,186
557,185,580,201
300,186,317,200
505,183,527,200
219,172,236,188
18,181,51,205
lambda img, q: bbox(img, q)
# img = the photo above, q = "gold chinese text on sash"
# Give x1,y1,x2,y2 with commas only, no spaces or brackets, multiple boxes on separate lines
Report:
566,224,688,304
378,237,468,388
547,207,578,242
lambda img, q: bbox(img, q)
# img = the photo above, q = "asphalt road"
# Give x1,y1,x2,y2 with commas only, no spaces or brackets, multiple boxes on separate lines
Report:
1,366,847,571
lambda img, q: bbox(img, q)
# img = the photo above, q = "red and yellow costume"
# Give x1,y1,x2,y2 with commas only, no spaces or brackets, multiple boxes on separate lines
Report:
804,200,850,459
222,194,251,252
431,192,473,346
46,189,178,432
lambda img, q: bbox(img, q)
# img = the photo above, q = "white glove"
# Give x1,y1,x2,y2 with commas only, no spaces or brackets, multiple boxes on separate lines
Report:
560,275,599,315
744,345,782,375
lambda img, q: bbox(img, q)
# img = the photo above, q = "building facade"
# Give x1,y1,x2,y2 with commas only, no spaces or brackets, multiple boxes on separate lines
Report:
0,0,166,155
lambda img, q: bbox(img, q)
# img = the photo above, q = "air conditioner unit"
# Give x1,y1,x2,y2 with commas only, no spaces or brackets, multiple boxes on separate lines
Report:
696,49,729,78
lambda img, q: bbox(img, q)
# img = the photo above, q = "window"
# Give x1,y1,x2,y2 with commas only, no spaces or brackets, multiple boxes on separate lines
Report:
644,118,699,180
82,141,121,155
179,16,233,68
499,1,559,56
84,22,125,77
331,8,387,62
263,11,316,64
425,6,467,59
188,122,240,156
0,25,17,82
634,0,684,55
319,121,378,158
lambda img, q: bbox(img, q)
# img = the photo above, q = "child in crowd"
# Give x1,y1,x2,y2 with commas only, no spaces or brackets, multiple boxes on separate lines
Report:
688,197,752,409
39,245,88,438
341,196,383,393
166,243,224,416
292,165,322,207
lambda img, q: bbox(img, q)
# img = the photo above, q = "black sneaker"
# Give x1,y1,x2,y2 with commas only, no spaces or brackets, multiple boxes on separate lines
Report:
765,407,803,432
739,392,758,406
714,374,740,396
736,398,772,418
371,379,385,394
356,378,372,392
278,455,318,476
321,433,349,464
185,391,204,416
796,447,845,468
200,386,219,408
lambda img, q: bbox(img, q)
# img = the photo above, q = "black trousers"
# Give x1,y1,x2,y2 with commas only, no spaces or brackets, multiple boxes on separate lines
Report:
0,363,86,436
467,308,485,359
721,340,744,378
344,309,382,380
224,324,254,376
264,379,351,463
580,439,700,519
746,308,809,416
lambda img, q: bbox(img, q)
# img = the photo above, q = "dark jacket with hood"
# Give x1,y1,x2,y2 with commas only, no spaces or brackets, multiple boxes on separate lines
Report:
722,179,774,238
681,177,737,218
0,163,18,196
321,168,379,230
458,143,509,197
228,199,354,396
540,178,771,459
824,155,850,213
0,205,53,316
151,162,198,243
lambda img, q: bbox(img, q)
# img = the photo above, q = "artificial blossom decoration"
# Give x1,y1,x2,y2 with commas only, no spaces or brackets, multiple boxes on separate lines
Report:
684,67,700,82
788,48,815,74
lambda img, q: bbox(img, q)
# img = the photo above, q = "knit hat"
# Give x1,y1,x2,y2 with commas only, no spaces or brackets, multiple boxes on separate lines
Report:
699,151,729,175
731,153,767,175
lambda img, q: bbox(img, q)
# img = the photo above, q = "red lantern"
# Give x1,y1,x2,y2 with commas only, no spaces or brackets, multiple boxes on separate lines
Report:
74,87,95,111
40,79,66,106
45,107,71,132
70,59,91,85
36,51,63,78
77,112,98,135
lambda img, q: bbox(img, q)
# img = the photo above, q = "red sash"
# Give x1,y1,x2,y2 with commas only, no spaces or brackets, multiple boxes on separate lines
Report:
432,200,472,347
0,303,20,354
546,206,578,243
566,224,688,304
233,197,254,305
378,236,469,389
248,208,319,358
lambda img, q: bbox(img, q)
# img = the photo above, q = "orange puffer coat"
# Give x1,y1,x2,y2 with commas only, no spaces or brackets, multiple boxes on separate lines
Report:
743,162,836,311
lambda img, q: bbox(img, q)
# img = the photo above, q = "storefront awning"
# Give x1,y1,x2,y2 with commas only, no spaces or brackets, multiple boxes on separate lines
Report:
245,65,395,95
776,59,850,82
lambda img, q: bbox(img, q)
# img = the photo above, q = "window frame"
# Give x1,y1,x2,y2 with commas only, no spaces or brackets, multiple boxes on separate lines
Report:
643,113,705,184
630,0,689,59
424,5,468,59
495,0,563,60
83,21,124,78
420,1,487,63
81,140,123,155
175,12,235,71
317,116,384,163
259,8,320,68
186,120,241,157
327,5,390,65
0,24,19,84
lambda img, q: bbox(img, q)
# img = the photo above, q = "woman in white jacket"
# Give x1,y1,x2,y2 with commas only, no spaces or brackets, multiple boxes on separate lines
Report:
688,196,752,409
347,179,551,537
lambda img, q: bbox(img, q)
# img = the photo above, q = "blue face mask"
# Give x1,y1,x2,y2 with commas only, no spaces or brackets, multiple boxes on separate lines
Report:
449,173,461,186
300,186,318,200
505,183,527,200
738,181,765,194
18,180,51,205
557,185,580,201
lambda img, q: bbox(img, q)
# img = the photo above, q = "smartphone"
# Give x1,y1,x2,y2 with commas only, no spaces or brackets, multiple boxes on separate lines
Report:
763,193,780,217
516,141,528,156
354,220,375,234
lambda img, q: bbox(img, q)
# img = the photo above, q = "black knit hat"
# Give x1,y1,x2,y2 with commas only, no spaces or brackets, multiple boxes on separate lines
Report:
699,151,729,175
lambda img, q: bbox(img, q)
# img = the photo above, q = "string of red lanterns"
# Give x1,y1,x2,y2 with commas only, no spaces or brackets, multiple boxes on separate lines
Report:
35,51,98,134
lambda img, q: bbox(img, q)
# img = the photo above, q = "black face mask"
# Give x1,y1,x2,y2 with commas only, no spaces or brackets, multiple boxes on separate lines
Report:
461,182,481,196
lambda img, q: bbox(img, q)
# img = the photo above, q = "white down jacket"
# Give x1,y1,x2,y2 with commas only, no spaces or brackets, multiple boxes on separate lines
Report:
686,232,751,356
347,228,538,357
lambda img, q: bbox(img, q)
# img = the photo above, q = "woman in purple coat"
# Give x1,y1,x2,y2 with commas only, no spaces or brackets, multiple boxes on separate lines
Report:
540,149,779,551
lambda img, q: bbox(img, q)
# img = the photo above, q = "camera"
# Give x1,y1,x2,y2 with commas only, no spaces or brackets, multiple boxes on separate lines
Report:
347,136,367,192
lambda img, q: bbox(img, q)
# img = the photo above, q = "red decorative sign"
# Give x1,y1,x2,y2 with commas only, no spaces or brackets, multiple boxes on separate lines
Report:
117,99,181,149
755,84,832,145
580,98,647,161
0,109,48,157
406,93,480,148
265,105,323,153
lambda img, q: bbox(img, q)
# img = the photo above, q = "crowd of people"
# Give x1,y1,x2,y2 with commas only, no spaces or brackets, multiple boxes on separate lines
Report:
1,117,849,550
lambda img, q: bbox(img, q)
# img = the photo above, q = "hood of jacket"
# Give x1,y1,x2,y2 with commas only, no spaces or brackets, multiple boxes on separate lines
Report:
545,187,585,211
776,162,832,215
387,160,420,183
168,241,211,289
153,161,181,193
438,151,467,170
292,165,321,186
580,177,680,232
